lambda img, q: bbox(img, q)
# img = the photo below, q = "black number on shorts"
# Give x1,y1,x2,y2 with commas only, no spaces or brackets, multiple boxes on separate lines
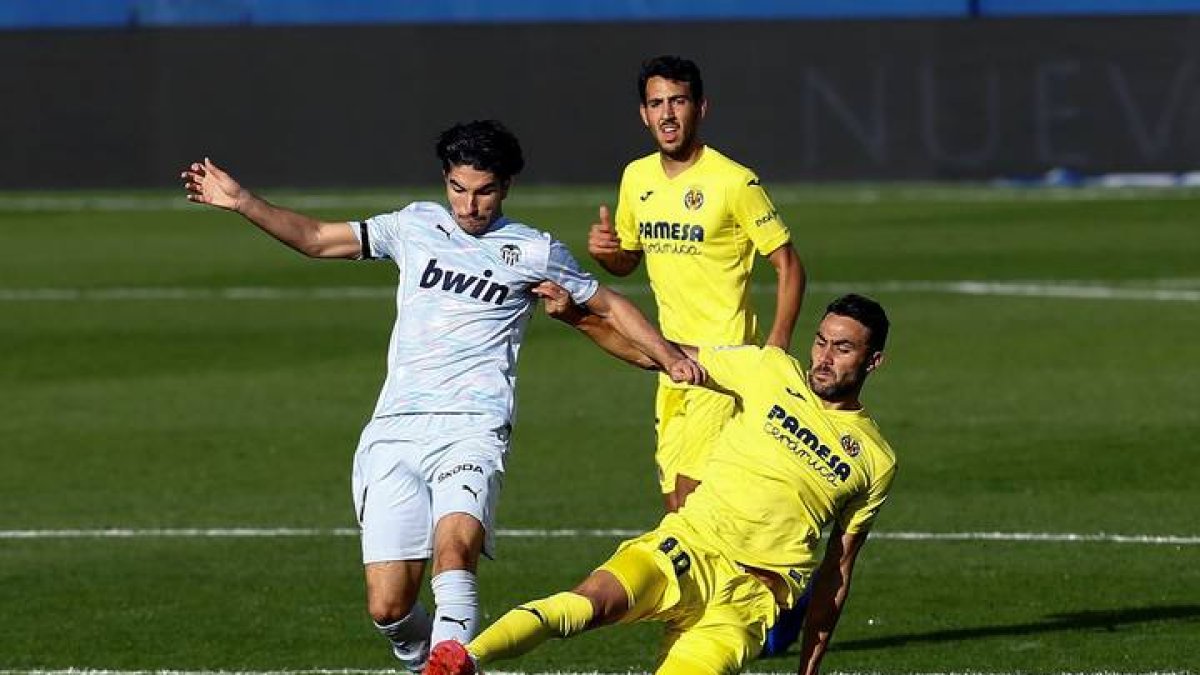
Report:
658,536,691,577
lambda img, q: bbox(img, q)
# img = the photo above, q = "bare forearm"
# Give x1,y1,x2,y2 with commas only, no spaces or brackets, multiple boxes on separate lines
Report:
235,193,332,257
797,528,866,675
766,246,806,349
573,314,658,369
796,573,849,675
592,249,642,277
606,300,683,369
766,279,804,348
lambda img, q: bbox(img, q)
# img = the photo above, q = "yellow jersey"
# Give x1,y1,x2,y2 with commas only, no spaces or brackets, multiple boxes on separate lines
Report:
679,345,897,608
614,147,791,350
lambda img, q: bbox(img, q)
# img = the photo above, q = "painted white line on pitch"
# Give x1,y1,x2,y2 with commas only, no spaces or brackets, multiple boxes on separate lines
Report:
0,528,1195,545
1,280,1199,303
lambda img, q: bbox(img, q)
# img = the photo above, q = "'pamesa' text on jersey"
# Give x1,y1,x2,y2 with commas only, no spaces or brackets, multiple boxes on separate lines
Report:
639,220,706,256
763,404,853,484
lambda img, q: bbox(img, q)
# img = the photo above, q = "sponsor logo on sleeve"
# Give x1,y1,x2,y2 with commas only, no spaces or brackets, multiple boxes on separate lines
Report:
754,209,779,227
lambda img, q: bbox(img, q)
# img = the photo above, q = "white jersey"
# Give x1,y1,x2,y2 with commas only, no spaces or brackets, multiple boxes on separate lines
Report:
354,201,598,423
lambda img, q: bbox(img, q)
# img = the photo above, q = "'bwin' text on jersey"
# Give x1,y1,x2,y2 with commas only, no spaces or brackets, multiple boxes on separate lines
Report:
419,258,510,305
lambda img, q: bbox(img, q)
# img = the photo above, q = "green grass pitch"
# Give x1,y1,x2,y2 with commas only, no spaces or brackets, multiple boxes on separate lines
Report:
1,185,1197,672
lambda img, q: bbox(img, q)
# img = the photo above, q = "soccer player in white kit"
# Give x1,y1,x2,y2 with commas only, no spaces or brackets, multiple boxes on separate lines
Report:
181,120,704,671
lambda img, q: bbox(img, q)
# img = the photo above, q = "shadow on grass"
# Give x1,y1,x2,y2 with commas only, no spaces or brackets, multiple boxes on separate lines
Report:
760,604,1200,657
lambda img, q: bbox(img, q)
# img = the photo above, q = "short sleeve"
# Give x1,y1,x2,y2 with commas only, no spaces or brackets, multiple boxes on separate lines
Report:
355,211,405,260
839,463,896,534
546,239,600,304
729,174,790,255
698,344,768,395
614,166,641,251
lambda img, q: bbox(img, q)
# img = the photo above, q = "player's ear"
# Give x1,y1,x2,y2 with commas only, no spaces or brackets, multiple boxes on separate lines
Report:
639,104,650,128
698,97,708,121
866,351,884,373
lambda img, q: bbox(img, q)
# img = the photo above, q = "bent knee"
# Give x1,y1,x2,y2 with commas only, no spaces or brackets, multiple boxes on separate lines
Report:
367,595,419,625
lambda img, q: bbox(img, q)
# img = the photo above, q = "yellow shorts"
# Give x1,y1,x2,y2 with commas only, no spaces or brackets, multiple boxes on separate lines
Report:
598,515,779,675
654,384,735,494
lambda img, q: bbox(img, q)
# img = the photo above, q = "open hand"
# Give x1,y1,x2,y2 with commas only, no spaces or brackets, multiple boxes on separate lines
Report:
181,158,245,211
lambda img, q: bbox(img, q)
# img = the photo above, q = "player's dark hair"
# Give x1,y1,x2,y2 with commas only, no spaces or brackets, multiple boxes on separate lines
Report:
638,55,705,104
435,120,525,182
826,294,890,353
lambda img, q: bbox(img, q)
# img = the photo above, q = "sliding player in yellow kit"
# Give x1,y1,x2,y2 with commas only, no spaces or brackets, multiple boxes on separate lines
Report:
588,55,806,513
424,294,897,675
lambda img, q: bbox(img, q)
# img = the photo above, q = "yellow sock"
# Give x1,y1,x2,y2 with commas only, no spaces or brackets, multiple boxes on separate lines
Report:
467,591,594,665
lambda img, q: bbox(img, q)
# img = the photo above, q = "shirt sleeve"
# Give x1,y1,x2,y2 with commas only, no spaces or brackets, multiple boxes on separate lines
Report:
353,211,404,260
839,462,896,534
614,166,641,252
698,344,770,395
546,239,600,304
729,173,791,255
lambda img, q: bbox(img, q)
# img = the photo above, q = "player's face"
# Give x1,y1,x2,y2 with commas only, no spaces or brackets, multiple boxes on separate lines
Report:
640,76,706,160
807,313,882,403
444,164,510,235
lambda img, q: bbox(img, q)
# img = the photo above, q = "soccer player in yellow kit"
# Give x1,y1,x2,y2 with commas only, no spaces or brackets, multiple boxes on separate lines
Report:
424,294,896,675
589,55,806,514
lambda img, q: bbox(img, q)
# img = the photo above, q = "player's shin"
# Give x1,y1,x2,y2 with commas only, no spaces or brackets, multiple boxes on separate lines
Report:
431,570,480,646
467,591,595,664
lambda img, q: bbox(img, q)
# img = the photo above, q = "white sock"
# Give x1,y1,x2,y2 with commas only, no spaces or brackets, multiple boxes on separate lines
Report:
375,603,432,672
431,569,480,646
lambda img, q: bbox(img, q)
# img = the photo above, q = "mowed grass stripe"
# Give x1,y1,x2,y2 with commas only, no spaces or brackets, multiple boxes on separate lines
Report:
2,280,1199,303
2,529,1195,545
3,184,1200,211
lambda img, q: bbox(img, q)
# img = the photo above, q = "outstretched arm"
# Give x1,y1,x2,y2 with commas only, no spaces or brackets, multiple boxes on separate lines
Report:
765,242,806,350
534,282,658,369
181,158,360,259
580,286,703,385
797,526,870,675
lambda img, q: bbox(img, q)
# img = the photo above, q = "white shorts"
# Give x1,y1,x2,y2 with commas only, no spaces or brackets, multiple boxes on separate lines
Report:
351,413,509,564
